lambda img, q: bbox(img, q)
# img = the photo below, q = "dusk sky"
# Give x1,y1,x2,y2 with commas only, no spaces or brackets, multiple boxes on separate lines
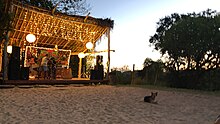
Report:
87,0,220,70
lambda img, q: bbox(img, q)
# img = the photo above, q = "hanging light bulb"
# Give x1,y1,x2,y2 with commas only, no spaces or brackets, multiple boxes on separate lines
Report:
78,52,85,58
54,45,58,51
7,45,12,54
86,42,93,49
26,34,36,43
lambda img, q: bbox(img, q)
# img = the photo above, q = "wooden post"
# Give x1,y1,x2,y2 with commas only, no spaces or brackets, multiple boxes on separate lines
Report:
78,58,82,78
131,64,135,85
106,28,111,79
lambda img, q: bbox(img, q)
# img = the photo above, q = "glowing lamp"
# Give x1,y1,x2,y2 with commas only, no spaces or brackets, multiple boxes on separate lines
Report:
55,45,58,49
54,45,58,51
26,34,36,43
7,45,12,54
86,42,93,49
78,52,85,58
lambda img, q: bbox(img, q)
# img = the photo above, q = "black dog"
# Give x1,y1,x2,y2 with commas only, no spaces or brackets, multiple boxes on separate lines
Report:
144,92,158,104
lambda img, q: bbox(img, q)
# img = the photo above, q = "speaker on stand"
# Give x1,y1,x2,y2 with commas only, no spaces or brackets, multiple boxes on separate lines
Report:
69,55,79,78
8,46,21,80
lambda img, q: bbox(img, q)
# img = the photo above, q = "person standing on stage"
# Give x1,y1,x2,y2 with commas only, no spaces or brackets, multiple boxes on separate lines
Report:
51,57,56,79
41,54,49,79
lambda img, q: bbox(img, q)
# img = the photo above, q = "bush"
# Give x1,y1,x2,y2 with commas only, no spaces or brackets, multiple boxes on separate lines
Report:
109,71,131,85
166,69,220,91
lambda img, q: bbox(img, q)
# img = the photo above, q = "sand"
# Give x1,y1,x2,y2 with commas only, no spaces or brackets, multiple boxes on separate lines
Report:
0,85,219,124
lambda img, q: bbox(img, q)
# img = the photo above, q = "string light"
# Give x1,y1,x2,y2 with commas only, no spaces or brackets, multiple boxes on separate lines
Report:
26,14,100,43
13,4,110,53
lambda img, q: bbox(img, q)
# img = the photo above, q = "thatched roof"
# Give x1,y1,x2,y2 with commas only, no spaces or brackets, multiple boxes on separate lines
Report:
7,0,114,53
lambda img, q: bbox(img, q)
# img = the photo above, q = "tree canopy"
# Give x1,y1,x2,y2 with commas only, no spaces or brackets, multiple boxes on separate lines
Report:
19,0,90,15
52,0,91,15
0,0,14,42
148,9,220,90
149,9,220,71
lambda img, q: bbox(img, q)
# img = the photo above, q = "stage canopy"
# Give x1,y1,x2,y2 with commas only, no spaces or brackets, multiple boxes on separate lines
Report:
6,0,114,53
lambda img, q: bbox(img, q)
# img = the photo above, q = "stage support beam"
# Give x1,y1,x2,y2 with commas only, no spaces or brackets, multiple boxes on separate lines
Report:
107,28,111,79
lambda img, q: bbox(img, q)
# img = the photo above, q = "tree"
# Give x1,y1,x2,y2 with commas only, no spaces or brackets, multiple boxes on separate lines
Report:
111,65,130,72
0,0,15,81
149,9,220,89
149,9,220,72
143,58,153,68
142,58,164,85
19,0,53,10
0,0,14,43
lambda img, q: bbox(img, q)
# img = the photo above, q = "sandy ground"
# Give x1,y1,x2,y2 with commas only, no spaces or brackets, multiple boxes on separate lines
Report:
0,85,219,124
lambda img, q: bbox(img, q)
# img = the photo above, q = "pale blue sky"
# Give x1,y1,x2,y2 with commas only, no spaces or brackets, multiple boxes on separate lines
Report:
87,0,220,70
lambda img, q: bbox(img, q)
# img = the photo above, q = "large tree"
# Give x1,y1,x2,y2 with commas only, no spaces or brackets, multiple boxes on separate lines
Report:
149,9,220,72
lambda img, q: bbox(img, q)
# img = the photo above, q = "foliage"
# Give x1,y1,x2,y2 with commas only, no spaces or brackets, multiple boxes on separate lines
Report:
111,65,130,72
109,70,131,85
109,65,131,85
52,0,91,15
149,9,220,90
18,0,90,15
0,0,14,43
19,0,53,9
142,58,165,85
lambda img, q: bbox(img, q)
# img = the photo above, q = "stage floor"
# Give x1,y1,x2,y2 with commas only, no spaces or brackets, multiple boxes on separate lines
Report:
0,78,109,86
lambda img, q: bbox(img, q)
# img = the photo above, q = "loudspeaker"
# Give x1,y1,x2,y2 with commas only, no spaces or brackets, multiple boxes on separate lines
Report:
96,65,104,80
21,67,29,80
11,46,20,61
69,55,79,78
8,46,21,80
69,55,87,78
8,59,20,80
91,65,104,80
